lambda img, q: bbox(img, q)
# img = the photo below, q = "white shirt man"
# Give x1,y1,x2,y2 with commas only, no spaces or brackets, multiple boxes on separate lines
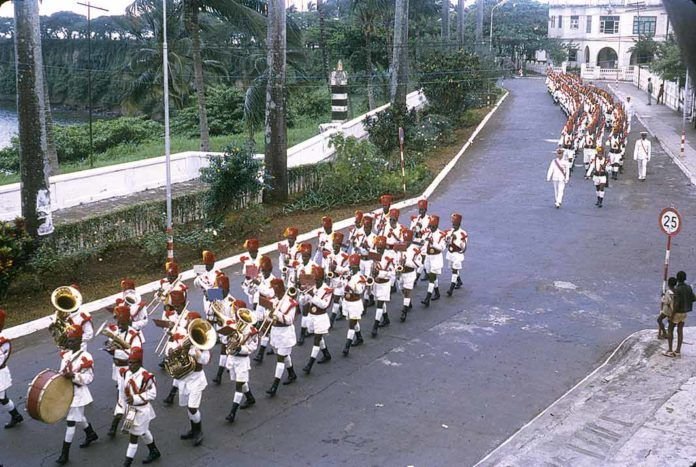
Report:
547,150,570,208
633,132,652,181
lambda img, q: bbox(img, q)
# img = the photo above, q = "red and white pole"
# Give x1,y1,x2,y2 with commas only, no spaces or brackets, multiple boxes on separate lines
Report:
662,234,671,294
399,127,406,195
680,129,686,158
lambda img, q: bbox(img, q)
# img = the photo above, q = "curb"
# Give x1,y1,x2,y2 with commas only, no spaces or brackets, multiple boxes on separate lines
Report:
608,84,696,186
4,90,510,341
473,327,648,466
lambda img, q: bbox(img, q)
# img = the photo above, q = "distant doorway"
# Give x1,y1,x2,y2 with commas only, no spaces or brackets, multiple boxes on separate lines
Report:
585,46,591,64
597,47,618,68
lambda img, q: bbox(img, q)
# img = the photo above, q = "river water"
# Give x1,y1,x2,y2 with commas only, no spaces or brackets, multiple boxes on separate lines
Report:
0,103,88,148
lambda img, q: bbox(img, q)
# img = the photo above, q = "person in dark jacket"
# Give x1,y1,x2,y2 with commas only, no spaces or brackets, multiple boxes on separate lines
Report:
664,271,695,357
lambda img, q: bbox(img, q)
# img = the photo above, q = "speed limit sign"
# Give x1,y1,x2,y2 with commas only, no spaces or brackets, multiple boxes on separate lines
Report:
659,207,682,237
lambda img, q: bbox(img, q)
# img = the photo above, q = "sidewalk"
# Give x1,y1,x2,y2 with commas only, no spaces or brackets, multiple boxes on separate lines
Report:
609,82,696,185
476,328,696,466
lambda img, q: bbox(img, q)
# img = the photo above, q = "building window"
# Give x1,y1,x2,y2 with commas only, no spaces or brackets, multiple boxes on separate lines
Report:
600,16,620,34
568,49,578,61
558,15,563,29
550,15,555,28
570,16,579,30
586,15,592,33
633,16,657,36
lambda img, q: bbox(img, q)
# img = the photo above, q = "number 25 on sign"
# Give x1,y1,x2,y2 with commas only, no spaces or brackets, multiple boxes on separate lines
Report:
659,207,682,293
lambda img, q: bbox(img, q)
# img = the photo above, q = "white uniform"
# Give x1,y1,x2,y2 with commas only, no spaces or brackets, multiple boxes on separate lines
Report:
410,214,430,246
225,322,259,384
583,134,596,165
128,301,149,331
423,229,447,275
325,250,349,297
445,228,468,270
586,156,609,185
278,240,300,287
254,273,277,323
60,349,94,422
343,274,367,319
108,325,144,383
359,232,376,278
315,230,333,265
270,294,298,355
374,252,397,302
373,209,390,236
307,284,333,335
348,225,366,254
176,348,210,409
400,245,423,290
633,138,652,180
0,337,12,394
118,367,157,436
240,254,262,305
194,268,218,321
546,157,570,207
383,223,404,248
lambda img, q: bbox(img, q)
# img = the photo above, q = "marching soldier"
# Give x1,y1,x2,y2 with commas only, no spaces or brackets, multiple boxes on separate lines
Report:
49,284,94,349
348,211,365,254
119,347,161,466
325,231,349,328
302,266,333,374
296,243,318,346
374,194,393,235
253,256,276,325
315,216,334,266
278,227,300,287
560,129,576,174
410,199,430,282
445,214,468,297
224,301,259,423
56,325,99,465
421,215,446,307
193,250,218,321
398,229,422,322
117,279,148,331
358,215,376,307
160,288,188,376
384,208,404,249
371,236,397,337
582,127,596,171
607,129,624,180
341,255,366,356
0,309,23,429
211,272,233,384
159,263,188,326
586,146,609,208
546,148,571,208
266,280,299,397
633,131,652,181
240,238,262,307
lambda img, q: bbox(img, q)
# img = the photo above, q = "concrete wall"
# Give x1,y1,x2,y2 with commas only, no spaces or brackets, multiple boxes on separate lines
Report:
580,63,634,82
0,90,426,221
633,66,682,112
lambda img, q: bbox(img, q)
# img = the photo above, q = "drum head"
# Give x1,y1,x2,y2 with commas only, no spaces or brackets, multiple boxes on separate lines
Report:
27,369,74,424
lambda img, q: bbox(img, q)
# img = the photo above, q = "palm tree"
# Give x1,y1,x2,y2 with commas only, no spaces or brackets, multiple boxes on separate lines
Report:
390,0,409,106
352,0,386,110
265,0,287,202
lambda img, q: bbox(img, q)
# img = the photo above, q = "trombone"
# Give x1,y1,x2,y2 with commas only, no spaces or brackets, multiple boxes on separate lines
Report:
155,302,188,356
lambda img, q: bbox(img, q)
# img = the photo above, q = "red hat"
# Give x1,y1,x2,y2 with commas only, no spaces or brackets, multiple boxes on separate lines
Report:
348,254,361,267
165,262,179,276
187,311,201,321
65,324,83,339
120,278,136,291
389,208,400,220
114,304,131,324
354,210,364,223
260,255,273,272
299,243,312,255
233,299,247,310
214,272,229,291
283,227,298,239
202,250,216,265
169,289,186,306
380,194,393,206
128,347,144,362
0,308,5,332
374,236,387,249
332,232,344,245
322,216,333,229
244,238,259,251
270,278,285,295
417,199,428,210
311,265,325,281
402,229,414,243
451,213,462,224
429,215,440,227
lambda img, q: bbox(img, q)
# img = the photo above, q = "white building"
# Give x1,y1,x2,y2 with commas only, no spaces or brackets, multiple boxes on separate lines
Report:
548,0,672,69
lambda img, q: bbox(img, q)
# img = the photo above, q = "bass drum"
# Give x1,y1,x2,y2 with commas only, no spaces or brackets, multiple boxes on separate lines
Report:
26,369,74,424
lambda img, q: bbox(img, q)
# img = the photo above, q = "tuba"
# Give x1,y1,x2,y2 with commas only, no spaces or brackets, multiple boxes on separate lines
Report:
163,318,217,379
49,286,83,347
226,308,255,355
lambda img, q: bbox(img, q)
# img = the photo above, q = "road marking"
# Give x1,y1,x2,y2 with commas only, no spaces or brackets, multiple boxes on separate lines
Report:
566,443,605,459
543,138,559,143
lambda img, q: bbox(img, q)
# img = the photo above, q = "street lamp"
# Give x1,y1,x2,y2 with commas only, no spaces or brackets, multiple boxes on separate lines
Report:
489,0,510,53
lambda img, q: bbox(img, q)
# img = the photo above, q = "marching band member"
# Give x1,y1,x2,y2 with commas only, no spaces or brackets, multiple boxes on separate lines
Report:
240,238,262,308
583,128,597,171
359,215,376,307
325,231,349,328
118,279,148,331
410,199,430,282
296,243,318,346
49,284,94,350
193,250,218,321
384,208,404,249
266,279,299,396
302,266,333,374
0,309,23,429
224,300,259,423
159,263,188,326
211,272,232,384
161,290,189,402
342,254,366,356
421,215,446,307
347,210,365,254
107,305,145,437
314,216,334,266
56,325,99,465
278,226,300,287
371,236,397,338
560,129,576,175
119,347,161,466
253,256,276,324
445,213,468,297
374,194,393,235
585,145,609,208
398,229,422,322
607,129,624,181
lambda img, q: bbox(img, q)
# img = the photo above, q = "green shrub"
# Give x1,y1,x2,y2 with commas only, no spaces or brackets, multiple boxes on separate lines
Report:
171,86,245,138
0,218,34,299
0,137,19,175
364,102,418,156
288,87,330,128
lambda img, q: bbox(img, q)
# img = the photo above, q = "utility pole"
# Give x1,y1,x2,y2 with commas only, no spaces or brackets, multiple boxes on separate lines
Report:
682,70,689,158
162,0,174,263
77,2,108,169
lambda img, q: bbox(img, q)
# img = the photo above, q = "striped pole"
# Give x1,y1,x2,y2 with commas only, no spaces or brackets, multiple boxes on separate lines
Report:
330,60,348,123
399,127,406,194
681,129,686,158
662,235,671,294
166,226,174,265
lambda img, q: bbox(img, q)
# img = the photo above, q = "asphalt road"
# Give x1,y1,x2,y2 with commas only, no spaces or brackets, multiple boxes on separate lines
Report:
3,78,696,467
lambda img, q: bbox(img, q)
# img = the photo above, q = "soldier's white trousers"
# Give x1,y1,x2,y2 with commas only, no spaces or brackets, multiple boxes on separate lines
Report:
637,159,648,179
552,180,566,206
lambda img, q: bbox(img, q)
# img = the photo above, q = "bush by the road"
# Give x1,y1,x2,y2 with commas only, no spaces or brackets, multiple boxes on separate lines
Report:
171,86,246,138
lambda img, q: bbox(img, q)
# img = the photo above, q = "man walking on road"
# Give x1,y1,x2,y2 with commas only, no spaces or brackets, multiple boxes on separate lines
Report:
633,131,652,181
586,146,609,208
664,271,695,358
647,77,653,105
547,149,570,208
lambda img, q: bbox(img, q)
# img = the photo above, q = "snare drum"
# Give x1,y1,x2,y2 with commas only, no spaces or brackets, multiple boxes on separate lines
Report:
26,369,74,424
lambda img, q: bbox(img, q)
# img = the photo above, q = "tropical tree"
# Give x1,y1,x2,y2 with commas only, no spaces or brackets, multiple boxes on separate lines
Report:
629,35,658,65
650,35,686,85
352,0,387,110
390,0,409,106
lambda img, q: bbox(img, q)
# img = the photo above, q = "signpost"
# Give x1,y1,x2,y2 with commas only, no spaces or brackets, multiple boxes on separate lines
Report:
659,207,682,293
398,126,406,194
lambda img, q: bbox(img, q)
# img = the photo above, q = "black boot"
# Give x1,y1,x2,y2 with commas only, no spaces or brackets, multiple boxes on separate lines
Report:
432,287,441,301
400,306,408,322
226,403,240,423
371,320,379,338
297,327,307,346
163,386,177,405
317,348,332,364
380,313,390,327
353,331,364,346
180,421,195,440
421,292,432,307
446,282,456,297
283,366,297,385
212,366,225,384
193,422,203,446
80,423,99,448
342,339,352,356
240,391,255,409
303,357,316,374
368,295,375,307
266,378,280,397
123,456,134,467
456,276,463,289
108,415,122,438
5,408,23,429
329,312,337,329
598,197,603,208
55,441,71,465
142,442,161,464
414,272,421,283
595,196,600,206
253,347,265,364
336,309,345,321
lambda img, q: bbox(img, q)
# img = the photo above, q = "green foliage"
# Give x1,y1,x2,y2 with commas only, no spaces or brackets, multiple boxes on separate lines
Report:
287,87,331,127
0,137,20,175
199,145,266,219
650,36,687,85
629,35,658,65
364,103,418,155
0,218,33,299
171,86,246,138
418,50,486,122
